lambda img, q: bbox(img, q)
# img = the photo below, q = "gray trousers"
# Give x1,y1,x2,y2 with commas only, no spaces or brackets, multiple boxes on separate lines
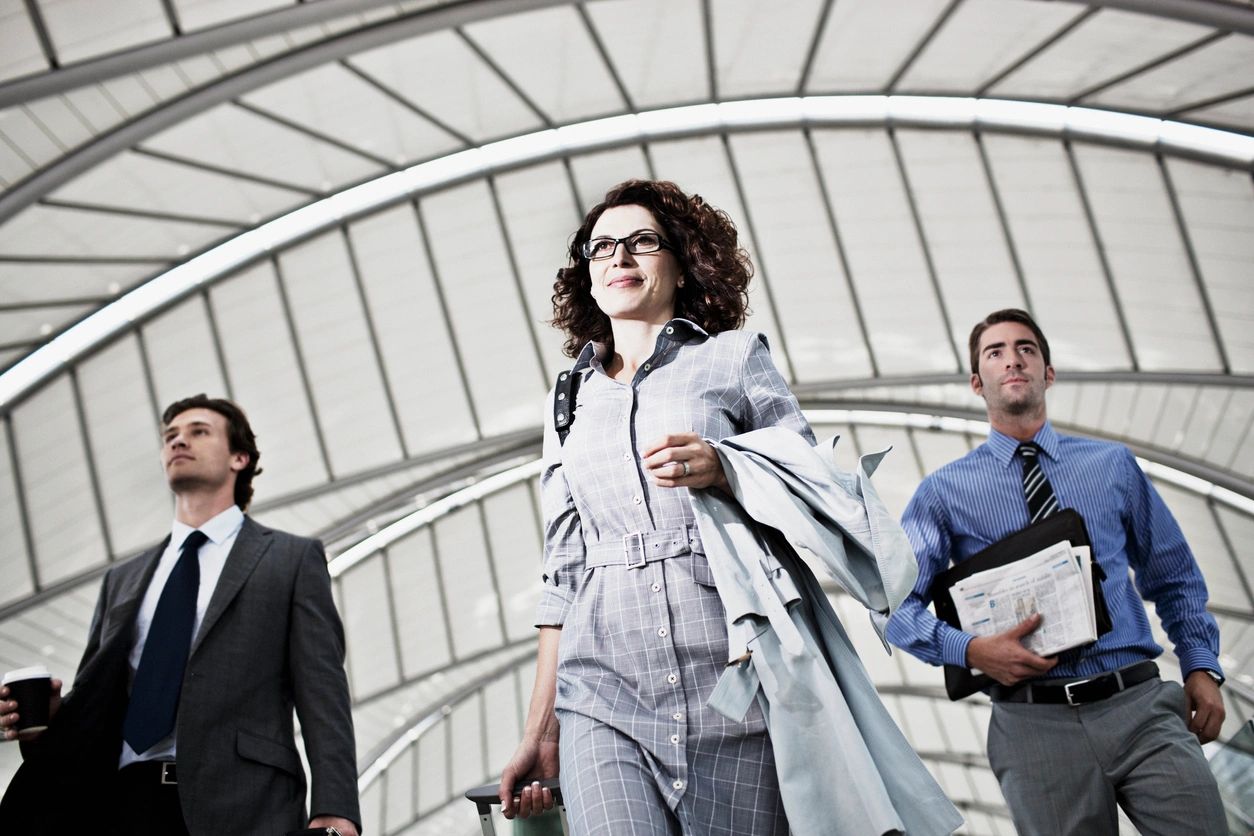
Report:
987,677,1225,836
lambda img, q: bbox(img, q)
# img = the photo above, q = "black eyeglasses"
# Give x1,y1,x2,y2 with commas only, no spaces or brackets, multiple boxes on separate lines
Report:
580,229,672,261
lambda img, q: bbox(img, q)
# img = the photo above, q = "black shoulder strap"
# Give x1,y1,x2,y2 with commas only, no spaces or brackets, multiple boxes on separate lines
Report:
553,366,583,445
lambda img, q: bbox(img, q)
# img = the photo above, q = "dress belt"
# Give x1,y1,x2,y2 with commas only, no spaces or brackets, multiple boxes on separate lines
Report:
990,661,1159,706
585,526,701,569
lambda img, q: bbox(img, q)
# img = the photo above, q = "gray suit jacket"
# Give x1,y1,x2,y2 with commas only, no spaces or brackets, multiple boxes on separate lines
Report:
2,517,361,835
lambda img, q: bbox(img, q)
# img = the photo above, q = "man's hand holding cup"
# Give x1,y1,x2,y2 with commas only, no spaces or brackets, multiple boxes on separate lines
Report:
2,666,62,742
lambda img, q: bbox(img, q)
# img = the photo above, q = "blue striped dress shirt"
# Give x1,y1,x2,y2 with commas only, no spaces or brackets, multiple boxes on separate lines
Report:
885,421,1223,681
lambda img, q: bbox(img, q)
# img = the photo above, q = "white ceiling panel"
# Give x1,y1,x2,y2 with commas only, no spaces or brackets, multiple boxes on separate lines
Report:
0,419,33,607
278,230,404,475
22,95,96,153
136,64,195,103
810,128,956,376
1182,93,1254,133
464,5,626,123
62,85,133,134
0,132,35,185
242,63,463,168
419,182,547,436
348,30,543,142
53,148,301,223
340,554,403,698
567,144,650,212
898,0,1082,93
1177,385,1233,461
1088,33,1254,115
144,102,384,192
981,134,1131,371
0,105,72,172
895,129,1025,353
11,375,105,586
434,505,505,658
1147,383,1195,452
1212,505,1254,614
208,261,330,498
482,483,544,642
386,528,454,680
728,131,875,382
1165,158,1254,374
0,1,47,82
139,294,230,410
39,0,171,64
805,0,950,93
97,73,164,119
492,164,581,380
710,0,825,98
911,427,976,477
1205,389,1254,469
174,0,291,31
648,135,791,380
481,673,523,783
1121,382,1165,443
0,203,222,259
76,335,170,557
991,9,1212,101
448,696,487,797
584,0,707,108
384,741,416,830
346,204,479,455
0,304,95,350
1073,144,1221,372
414,721,446,817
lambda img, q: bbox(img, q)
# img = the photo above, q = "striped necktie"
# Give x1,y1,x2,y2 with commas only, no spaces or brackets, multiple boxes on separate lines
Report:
1018,442,1059,523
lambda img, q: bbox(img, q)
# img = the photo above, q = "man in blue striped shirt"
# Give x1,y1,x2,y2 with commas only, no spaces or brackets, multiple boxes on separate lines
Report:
886,308,1226,836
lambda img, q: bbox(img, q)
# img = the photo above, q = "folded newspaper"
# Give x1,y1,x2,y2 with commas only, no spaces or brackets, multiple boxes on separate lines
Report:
951,540,1097,658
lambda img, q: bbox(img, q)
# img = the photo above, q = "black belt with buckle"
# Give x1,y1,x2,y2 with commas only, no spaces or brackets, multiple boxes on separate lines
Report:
991,661,1159,706
120,760,178,785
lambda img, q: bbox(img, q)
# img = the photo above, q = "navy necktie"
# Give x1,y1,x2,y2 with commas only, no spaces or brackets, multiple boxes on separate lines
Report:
123,529,208,753
1018,442,1059,523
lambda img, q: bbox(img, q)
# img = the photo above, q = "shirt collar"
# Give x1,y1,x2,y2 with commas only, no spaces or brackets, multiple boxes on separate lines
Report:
171,504,244,549
573,318,708,376
987,421,1060,468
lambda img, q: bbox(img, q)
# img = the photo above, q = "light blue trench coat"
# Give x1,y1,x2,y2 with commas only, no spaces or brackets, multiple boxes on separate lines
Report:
691,427,964,836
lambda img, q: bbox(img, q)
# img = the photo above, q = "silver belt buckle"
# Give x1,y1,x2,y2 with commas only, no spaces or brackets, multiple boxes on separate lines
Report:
623,532,646,569
160,762,177,785
1064,677,1092,706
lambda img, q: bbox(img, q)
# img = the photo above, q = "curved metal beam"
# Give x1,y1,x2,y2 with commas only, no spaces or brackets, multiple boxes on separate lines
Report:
4,97,1254,414
0,0,408,108
0,0,570,227
1059,0,1254,37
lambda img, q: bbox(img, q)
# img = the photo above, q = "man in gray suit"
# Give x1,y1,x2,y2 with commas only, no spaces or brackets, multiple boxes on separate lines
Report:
1,394,361,836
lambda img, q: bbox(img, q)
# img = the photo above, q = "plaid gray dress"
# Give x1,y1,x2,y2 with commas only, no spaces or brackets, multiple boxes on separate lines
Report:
535,320,814,835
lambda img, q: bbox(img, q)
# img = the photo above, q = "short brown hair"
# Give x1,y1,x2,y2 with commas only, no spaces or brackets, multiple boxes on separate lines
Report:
551,179,752,358
968,308,1052,374
161,394,263,511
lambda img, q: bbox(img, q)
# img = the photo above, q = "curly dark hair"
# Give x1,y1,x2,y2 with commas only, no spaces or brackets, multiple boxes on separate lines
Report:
161,394,263,511
551,179,753,358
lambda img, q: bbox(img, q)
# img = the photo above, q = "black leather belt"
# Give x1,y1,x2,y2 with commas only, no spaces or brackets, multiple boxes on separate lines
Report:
119,760,178,785
991,661,1158,706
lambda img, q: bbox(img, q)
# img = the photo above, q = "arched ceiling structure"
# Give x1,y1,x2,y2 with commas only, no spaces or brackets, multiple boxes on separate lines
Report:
1,1,1253,833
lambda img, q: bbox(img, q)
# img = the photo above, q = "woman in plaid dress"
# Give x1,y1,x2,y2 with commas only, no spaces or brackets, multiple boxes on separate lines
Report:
499,180,812,835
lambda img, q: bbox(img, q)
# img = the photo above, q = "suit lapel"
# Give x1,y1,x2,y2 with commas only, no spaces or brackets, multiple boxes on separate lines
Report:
100,539,168,649
191,517,270,656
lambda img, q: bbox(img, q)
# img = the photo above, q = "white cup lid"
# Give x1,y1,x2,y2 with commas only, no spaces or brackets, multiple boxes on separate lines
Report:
3,665,50,684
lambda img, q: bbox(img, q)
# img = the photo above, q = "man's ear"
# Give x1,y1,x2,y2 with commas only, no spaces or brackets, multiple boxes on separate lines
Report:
1044,365,1055,389
230,451,249,473
970,372,984,398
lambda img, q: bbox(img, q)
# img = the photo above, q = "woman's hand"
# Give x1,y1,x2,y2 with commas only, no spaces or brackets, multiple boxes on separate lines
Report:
643,433,729,493
499,732,559,819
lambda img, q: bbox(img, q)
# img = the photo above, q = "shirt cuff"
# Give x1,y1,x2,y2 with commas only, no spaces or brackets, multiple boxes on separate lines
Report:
941,625,975,669
534,586,571,628
1176,648,1224,682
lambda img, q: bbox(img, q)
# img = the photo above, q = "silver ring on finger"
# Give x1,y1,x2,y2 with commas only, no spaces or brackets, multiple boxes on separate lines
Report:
682,460,691,477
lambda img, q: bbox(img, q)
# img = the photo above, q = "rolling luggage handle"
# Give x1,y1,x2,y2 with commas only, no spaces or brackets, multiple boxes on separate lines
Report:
464,777,566,835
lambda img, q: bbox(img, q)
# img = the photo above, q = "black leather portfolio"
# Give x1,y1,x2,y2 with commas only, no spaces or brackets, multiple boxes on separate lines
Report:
927,508,1113,700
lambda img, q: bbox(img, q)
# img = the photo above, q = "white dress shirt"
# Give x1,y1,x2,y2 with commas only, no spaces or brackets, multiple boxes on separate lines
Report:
120,504,244,767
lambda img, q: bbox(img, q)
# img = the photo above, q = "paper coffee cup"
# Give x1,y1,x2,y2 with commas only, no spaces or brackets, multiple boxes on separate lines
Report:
3,665,51,738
